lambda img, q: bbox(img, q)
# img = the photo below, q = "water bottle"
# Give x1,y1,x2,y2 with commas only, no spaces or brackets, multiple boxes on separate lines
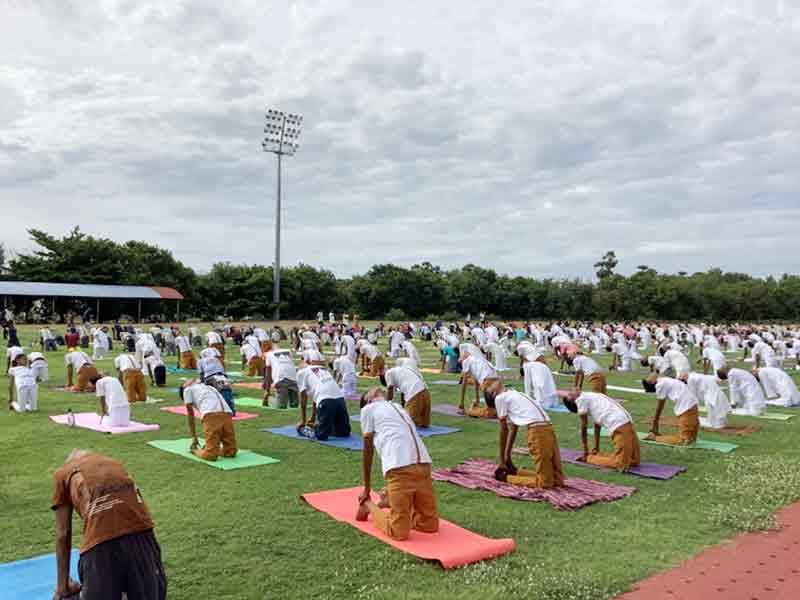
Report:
67,408,75,427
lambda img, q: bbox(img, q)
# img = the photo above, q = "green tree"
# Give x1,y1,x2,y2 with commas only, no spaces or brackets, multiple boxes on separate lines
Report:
594,251,618,280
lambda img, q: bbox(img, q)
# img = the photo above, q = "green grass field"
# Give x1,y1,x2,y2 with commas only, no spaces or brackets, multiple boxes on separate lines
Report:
4,323,800,600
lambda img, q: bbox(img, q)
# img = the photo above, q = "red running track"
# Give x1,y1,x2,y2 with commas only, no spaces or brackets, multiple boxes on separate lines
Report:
617,502,800,600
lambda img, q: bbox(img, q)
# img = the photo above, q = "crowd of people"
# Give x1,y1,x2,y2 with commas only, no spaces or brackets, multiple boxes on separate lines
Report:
4,315,800,599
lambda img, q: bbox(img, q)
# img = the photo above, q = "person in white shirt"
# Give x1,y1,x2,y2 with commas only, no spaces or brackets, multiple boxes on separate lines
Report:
388,330,405,358
188,326,202,347
40,327,57,352
754,367,800,407
486,380,564,488
253,327,273,353
175,331,197,369
560,389,640,471
198,348,225,381
569,354,607,394
144,351,166,387
91,374,130,427
27,351,48,383
400,340,421,366
521,358,559,410
300,347,326,365
609,340,632,372
751,341,779,368
340,332,357,363
460,353,500,417
357,341,384,377
332,355,358,399
65,350,99,392
114,353,147,403
205,330,225,365
663,348,690,378
240,339,265,377
684,372,730,429
263,348,298,409
296,365,351,440
380,364,431,427
483,341,510,371
92,327,110,360
182,380,237,461
8,356,38,412
701,346,727,375
642,375,700,445
356,387,438,541
6,345,25,374
717,367,767,416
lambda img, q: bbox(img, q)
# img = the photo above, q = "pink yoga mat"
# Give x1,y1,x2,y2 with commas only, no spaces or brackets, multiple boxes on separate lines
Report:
302,487,515,568
432,459,636,511
50,413,160,435
160,406,260,421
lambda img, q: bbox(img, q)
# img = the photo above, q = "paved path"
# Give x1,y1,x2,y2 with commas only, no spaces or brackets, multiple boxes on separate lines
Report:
617,502,800,600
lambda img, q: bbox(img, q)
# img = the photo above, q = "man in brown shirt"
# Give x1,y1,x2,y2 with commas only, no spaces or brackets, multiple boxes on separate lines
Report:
51,450,166,599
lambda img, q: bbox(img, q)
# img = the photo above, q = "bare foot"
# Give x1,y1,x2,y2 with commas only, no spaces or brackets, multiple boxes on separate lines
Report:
355,502,370,522
456,407,465,415
377,489,390,509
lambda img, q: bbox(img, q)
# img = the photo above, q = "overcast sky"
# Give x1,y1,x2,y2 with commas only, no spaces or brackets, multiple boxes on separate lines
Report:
1,1,798,279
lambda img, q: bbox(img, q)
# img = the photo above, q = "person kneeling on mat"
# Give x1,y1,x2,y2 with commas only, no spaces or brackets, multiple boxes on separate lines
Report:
485,379,564,488
356,387,439,541
296,362,351,440
641,373,700,445
91,373,131,428
181,379,237,461
52,449,166,600
560,388,640,472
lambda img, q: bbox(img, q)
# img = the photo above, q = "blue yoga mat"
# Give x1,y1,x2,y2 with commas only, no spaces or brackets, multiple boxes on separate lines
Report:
349,415,462,436
1,550,79,600
545,404,570,413
264,425,364,450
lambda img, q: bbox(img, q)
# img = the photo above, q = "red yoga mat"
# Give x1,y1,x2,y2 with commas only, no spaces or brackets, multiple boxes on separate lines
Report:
301,487,515,568
160,406,260,421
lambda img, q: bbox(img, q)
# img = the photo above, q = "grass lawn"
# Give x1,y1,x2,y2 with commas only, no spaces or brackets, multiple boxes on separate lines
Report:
3,323,800,599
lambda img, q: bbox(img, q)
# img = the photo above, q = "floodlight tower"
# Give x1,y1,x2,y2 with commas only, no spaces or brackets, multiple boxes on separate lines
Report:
262,109,303,321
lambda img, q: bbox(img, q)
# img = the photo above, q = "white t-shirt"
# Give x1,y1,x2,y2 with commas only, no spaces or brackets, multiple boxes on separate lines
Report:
206,331,223,345
297,366,343,405
114,354,140,372
664,349,690,375
360,343,381,360
384,366,427,399
655,377,699,416
64,351,92,371
576,392,632,434
461,355,498,385
8,366,36,389
333,356,357,379
573,355,600,376
145,354,164,370
96,376,129,409
360,400,432,476
495,390,550,427
198,357,224,378
240,343,260,362
175,336,192,353
183,383,231,417
7,346,25,363
702,347,727,373
522,361,558,407
266,349,297,382
301,348,325,363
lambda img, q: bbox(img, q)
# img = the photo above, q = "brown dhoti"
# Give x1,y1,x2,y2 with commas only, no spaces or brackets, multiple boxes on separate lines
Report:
586,422,640,471
406,389,431,428
508,424,564,489
368,463,439,541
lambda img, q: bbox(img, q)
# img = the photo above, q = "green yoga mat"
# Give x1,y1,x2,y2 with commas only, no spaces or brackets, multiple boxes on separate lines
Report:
226,371,261,379
235,396,293,410
147,439,280,470
699,407,793,421
595,429,738,453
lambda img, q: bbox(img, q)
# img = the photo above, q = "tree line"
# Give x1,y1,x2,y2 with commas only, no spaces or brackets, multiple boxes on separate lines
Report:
2,229,799,322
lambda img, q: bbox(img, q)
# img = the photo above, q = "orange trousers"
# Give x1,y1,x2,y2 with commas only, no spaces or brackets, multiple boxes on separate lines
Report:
75,365,99,392
124,369,147,403
369,356,385,377
508,424,564,489
369,463,439,541
259,341,273,354
406,390,431,428
586,422,640,471
653,406,700,445
588,372,608,394
197,412,238,461
246,356,265,377
466,404,497,419
180,351,197,370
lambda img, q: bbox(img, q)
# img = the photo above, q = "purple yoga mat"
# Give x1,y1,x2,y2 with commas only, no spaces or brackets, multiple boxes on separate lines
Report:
513,447,685,480
50,412,160,435
432,458,636,511
432,404,497,422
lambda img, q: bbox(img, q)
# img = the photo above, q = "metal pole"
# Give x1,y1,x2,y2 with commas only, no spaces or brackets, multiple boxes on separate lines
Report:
96,299,100,323
137,299,142,323
273,150,282,321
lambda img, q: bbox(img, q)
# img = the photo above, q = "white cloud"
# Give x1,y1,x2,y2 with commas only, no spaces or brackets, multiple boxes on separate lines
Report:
1,0,799,280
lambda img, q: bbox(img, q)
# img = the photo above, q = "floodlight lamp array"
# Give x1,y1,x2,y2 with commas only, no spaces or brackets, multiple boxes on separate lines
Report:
263,109,303,155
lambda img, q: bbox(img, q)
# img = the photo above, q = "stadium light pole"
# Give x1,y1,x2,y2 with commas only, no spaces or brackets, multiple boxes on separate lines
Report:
262,109,303,321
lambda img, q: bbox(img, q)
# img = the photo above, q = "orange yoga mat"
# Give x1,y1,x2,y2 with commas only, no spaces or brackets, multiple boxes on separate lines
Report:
233,381,263,390
301,487,515,568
